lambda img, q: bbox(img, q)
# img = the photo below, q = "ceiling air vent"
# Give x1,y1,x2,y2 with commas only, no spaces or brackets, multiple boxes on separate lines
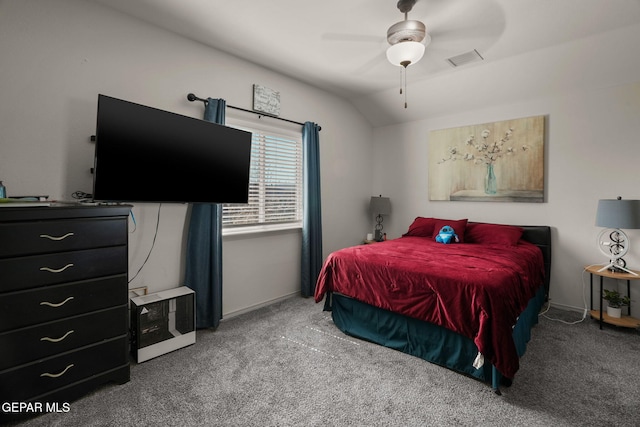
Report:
446,49,484,67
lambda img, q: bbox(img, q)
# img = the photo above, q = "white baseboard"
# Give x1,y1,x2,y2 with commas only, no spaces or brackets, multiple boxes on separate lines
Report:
547,300,587,314
222,294,590,321
222,292,301,320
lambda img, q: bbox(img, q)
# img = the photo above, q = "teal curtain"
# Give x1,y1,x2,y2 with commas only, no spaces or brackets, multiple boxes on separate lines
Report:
301,122,322,297
185,98,225,329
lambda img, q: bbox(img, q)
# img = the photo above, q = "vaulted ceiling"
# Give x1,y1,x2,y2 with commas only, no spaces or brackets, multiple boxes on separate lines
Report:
89,0,640,126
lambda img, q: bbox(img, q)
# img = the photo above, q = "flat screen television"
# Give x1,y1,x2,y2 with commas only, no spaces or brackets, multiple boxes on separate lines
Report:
93,94,252,204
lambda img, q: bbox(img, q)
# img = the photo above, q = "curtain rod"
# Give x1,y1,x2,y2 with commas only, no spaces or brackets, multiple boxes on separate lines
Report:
187,93,321,130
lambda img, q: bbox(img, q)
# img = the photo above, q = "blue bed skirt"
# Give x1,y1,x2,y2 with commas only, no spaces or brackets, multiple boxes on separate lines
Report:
327,285,546,393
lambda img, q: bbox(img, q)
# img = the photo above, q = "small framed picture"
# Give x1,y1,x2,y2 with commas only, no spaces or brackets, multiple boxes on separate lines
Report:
253,84,281,116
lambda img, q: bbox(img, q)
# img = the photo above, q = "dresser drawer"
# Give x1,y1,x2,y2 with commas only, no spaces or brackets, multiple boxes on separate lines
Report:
0,306,127,370
0,246,127,292
0,275,127,332
0,218,127,258
0,337,128,402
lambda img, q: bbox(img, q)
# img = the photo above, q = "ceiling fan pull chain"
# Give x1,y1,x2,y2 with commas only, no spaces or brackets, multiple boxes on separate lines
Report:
404,68,408,108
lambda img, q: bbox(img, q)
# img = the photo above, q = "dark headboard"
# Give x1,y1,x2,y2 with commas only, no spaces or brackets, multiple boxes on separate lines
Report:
520,226,552,300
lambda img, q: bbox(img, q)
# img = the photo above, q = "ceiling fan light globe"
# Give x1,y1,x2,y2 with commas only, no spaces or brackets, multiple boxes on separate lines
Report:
386,41,425,67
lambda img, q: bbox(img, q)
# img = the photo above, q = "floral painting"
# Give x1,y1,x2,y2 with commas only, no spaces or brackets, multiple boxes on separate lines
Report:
428,115,545,202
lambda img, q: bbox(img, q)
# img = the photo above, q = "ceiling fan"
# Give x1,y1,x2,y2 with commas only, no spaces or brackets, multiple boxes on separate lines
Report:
322,0,502,105
386,0,430,108
386,0,430,68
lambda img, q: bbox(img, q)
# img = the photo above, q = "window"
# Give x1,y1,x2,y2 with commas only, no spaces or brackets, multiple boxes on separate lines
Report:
223,117,303,234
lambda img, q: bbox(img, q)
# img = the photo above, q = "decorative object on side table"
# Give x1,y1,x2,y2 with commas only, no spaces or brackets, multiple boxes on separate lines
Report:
363,232,387,245
602,289,631,318
595,197,640,275
369,195,391,241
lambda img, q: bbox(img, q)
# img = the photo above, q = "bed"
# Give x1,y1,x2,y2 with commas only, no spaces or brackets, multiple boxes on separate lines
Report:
314,218,551,394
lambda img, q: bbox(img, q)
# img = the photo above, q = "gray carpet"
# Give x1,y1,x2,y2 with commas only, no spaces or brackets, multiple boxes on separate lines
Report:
11,296,640,426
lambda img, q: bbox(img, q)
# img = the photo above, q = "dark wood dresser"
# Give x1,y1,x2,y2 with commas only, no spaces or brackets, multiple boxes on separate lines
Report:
0,204,131,419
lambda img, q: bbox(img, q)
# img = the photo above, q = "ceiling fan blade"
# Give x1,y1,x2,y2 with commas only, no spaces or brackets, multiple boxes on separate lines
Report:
422,0,506,43
322,33,385,43
354,51,388,75
429,24,502,44
411,49,454,75
415,0,454,16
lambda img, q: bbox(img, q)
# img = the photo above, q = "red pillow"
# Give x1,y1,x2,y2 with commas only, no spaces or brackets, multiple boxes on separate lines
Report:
465,222,524,246
403,217,439,237
431,219,468,243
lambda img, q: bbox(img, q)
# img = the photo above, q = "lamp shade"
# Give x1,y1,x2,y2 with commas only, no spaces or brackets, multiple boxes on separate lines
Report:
595,198,640,229
386,41,425,67
370,196,391,215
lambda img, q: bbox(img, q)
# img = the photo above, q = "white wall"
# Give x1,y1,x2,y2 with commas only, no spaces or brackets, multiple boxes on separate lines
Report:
373,80,640,316
5,0,638,320
0,0,373,317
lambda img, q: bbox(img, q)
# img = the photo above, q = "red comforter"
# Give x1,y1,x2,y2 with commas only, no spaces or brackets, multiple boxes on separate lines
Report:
314,236,545,379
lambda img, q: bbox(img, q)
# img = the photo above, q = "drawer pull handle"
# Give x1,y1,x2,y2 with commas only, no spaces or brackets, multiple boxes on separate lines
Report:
40,364,74,378
39,232,75,241
40,330,75,343
40,263,74,273
40,296,74,308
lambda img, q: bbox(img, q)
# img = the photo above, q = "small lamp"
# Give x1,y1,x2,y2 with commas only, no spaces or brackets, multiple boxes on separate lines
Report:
370,195,391,241
595,197,640,275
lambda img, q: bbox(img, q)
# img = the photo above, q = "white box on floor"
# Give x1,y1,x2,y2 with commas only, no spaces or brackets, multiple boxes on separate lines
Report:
130,286,195,362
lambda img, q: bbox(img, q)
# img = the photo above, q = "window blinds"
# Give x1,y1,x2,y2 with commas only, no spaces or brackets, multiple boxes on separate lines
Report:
223,121,303,230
